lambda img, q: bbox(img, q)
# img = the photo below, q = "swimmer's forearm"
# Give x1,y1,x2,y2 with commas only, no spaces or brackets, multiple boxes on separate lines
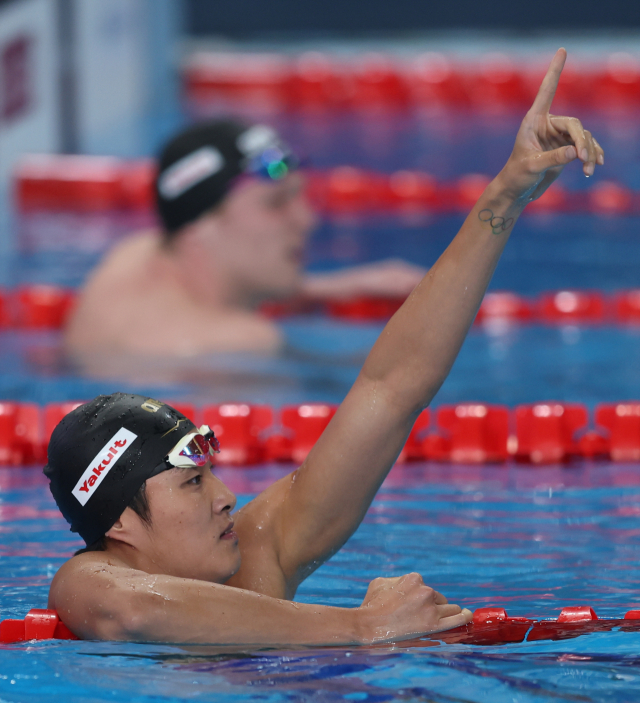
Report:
360,173,526,409
301,261,426,301
281,176,526,575
76,571,366,645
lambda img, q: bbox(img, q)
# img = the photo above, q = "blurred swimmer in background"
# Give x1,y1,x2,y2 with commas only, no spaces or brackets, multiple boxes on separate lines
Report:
64,119,425,359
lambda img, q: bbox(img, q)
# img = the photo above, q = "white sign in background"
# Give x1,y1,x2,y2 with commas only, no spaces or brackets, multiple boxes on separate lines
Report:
0,0,60,259
0,0,180,258
72,0,181,156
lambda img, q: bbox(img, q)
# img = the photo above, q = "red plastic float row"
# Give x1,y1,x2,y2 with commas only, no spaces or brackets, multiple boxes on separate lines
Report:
0,609,77,643
0,285,75,329
325,290,640,326
307,171,639,217
15,156,639,217
5,286,640,330
184,51,640,114
15,155,156,213
2,605,640,645
5,400,640,467
432,606,640,646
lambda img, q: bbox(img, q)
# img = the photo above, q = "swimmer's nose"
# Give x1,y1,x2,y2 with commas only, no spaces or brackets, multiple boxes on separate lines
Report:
211,476,237,514
290,191,317,239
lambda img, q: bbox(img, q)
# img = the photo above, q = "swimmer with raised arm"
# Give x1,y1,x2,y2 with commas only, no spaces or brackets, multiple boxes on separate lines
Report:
46,50,603,645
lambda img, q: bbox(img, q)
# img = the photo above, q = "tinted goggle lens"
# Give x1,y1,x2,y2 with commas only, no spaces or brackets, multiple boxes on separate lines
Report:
169,426,220,468
247,148,299,181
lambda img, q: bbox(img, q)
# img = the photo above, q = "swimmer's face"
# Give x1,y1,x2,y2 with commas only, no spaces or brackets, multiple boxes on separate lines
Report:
201,171,317,301
129,464,240,583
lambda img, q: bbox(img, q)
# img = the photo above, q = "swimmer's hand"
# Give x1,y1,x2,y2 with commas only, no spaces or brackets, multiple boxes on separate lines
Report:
303,259,427,301
498,48,604,204
356,573,472,644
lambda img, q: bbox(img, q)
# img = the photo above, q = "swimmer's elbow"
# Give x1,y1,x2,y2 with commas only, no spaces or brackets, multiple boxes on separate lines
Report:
96,592,157,642
77,585,153,642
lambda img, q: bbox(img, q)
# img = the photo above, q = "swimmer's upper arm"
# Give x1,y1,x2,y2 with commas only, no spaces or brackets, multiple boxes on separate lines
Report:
49,556,151,641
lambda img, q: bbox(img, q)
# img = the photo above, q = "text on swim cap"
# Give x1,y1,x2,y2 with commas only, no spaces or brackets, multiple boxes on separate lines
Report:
72,428,138,506
158,146,224,200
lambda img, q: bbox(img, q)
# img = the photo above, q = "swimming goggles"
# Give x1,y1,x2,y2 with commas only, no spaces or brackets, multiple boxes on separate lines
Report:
245,147,300,181
165,425,220,469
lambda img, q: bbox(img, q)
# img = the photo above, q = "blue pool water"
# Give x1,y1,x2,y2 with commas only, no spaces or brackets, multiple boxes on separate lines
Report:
3,463,640,702
1,108,640,701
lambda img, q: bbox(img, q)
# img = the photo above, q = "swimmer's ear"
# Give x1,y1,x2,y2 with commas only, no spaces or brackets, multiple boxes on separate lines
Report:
105,511,141,546
185,209,222,242
105,518,125,539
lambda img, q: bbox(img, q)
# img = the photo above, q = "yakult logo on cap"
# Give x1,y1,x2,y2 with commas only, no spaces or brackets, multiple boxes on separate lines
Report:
72,428,137,506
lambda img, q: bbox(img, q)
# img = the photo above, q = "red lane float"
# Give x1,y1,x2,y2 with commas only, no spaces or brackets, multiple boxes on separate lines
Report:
474,292,532,324
0,609,78,643
537,290,606,325
270,403,338,464
431,404,509,463
13,286,76,330
203,404,273,465
435,608,535,646
183,50,640,114
613,290,640,323
14,156,640,224
435,606,640,646
0,289,9,328
10,399,640,467
595,403,640,462
515,403,589,464
3,605,640,646
327,296,405,321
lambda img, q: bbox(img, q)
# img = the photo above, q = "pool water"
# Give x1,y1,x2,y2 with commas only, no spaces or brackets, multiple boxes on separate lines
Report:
3,462,640,702
1,105,640,701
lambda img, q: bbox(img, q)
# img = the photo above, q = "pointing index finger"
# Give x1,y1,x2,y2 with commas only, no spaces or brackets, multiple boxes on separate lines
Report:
529,48,567,115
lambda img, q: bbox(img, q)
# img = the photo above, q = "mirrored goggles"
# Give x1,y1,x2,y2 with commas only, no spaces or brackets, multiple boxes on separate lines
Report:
165,425,220,469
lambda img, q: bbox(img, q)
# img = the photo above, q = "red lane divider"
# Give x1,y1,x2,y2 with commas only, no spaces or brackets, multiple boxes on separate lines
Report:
16,155,155,214
431,404,509,463
8,399,640,467
12,286,76,330
537,290,607,325
5,285,640,330
203,404,273,464
0,609,78,643
183,51,640,115
434,606,640,646
595,403,640,462
2,605,639,645
271,403,337,464
14,156,640,222
515,403,589,464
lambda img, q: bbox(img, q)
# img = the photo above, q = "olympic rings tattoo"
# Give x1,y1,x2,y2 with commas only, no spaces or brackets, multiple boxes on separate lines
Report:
478,209,514,235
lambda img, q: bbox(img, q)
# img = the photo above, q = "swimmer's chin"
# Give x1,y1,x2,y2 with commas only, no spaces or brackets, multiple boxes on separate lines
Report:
220,553,242,584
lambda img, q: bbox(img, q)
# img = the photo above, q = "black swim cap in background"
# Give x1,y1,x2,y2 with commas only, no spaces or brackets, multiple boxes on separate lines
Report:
44,393,196,545
155,118,298,237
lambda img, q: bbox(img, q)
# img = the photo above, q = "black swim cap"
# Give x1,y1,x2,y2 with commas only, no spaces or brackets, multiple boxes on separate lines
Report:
155,118,298,237
44,393,196,545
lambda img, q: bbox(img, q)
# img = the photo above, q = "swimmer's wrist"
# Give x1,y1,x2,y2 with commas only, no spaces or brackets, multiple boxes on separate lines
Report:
484,172,530,213
353,607,374,645
352,606,390,645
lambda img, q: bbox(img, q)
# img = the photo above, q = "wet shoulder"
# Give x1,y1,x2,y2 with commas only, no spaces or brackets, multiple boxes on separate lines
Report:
47,551,128,609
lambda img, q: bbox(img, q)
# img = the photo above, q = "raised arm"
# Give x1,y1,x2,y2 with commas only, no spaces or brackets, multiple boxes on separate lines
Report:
265,49,604,587
51,557,470,644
